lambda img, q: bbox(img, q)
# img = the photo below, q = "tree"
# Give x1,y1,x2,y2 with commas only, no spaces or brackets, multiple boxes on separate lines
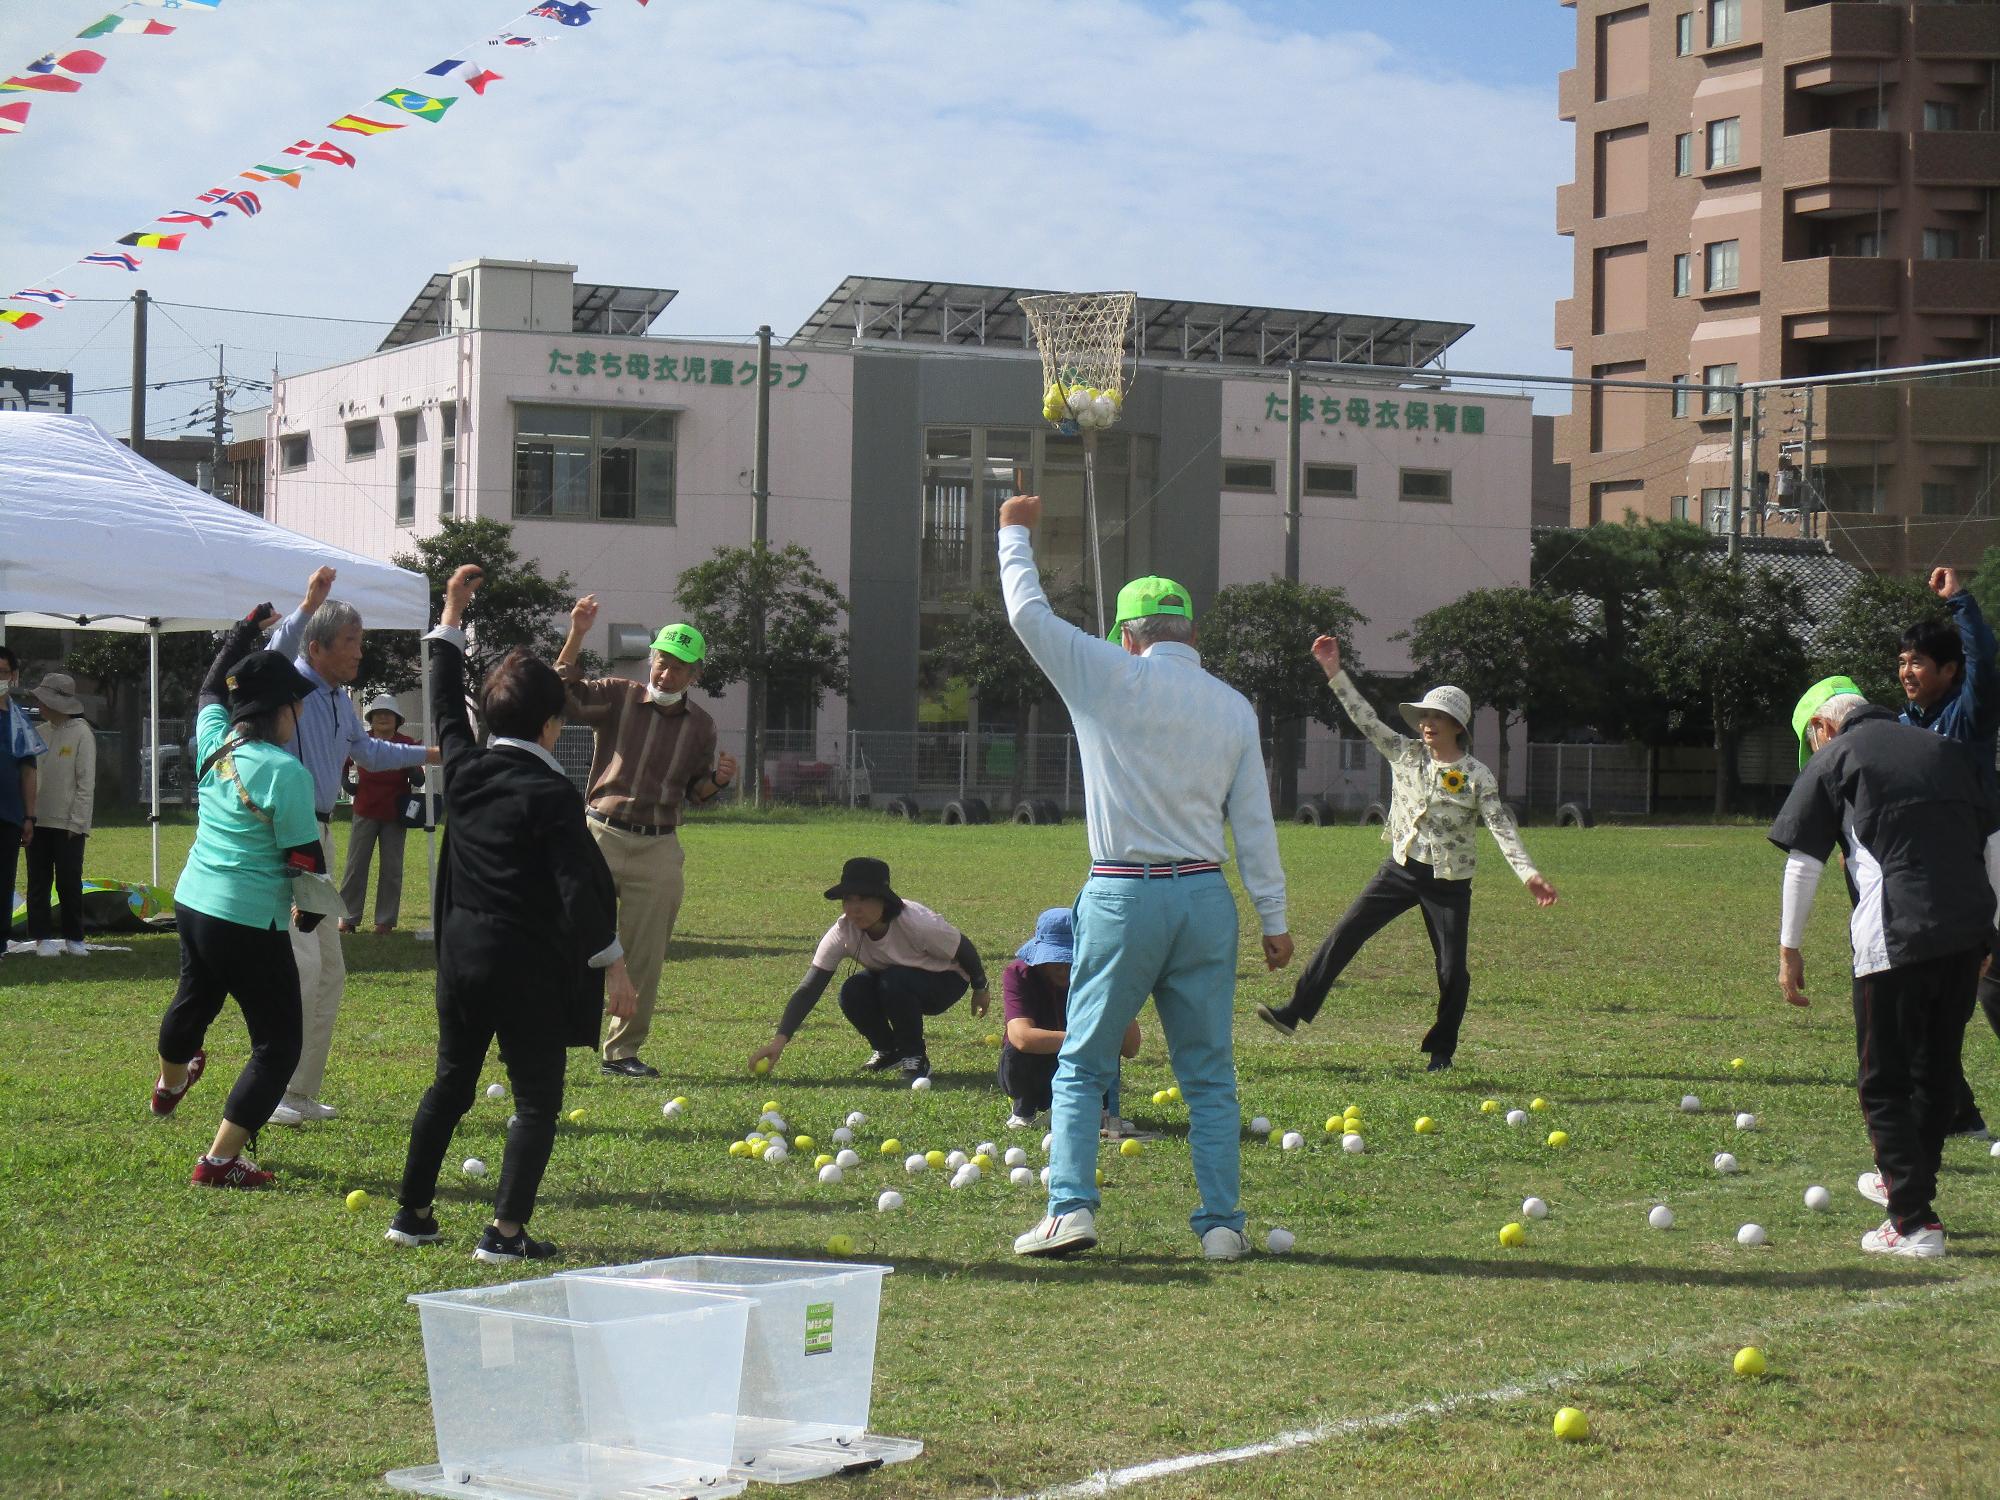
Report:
64,632,215,726
1400,587,1587,793
1965,544,2000,624
360,518,587,694
1635,559,1810,814
1808,573,1942,707
674,542,850,705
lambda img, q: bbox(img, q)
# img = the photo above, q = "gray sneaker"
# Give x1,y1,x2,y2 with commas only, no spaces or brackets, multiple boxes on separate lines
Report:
1201,1226,1252,1261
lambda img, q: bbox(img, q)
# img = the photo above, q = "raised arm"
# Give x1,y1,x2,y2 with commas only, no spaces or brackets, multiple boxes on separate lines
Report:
199,605,279,710
267,565,335,663
996,495,1128,705
1312,635,1412,761
424,566,483,771
1935,570,2000,740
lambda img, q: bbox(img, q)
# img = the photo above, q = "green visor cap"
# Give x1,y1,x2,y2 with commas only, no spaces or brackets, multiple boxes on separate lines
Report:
1791,674,1864,769
651,622,707,664
1108,575,1194,642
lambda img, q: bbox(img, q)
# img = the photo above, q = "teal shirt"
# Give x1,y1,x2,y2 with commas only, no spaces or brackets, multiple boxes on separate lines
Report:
174,703,322,930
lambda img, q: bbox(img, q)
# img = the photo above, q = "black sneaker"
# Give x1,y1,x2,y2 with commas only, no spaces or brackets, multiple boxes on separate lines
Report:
898,1054,931,1082
861,1050,899,1072
473,1225,559,1264
1255,1004,1298,1038
384,1206,442,1248
1950,1120,1995,1142
1425,1053,1454,1073
600,1056,661,1079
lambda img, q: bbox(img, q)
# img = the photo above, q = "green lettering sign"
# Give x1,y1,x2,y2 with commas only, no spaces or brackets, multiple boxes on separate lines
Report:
804,1301,834,1358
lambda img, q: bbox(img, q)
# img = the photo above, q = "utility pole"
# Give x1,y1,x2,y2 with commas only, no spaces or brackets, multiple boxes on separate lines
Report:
129,288,148,451
208,345,227,498
1727,385,1745,560
747,324,772,807
1278,362,1303,816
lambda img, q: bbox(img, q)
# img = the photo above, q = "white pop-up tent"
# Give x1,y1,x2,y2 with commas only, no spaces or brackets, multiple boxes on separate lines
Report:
0,412,433,891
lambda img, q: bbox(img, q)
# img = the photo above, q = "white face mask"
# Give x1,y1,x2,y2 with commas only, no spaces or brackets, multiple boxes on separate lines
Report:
646,686,684,707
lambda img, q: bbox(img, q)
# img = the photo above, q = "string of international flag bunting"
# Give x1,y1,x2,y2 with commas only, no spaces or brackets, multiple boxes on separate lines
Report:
0,0,647,341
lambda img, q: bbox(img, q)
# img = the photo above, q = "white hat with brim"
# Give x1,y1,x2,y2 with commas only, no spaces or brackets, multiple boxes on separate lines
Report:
363,693,405,725
31,673,85,716
1398,685,1472,737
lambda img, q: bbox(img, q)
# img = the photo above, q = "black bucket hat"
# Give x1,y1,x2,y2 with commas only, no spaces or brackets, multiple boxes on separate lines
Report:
824,856,899,907
225,650,317,723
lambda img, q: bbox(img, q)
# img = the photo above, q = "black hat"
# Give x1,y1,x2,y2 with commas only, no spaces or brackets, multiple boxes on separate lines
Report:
225,650,317,723
824,856,898,905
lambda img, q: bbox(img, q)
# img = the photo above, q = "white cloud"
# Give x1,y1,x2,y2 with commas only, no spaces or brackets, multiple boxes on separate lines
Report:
0,0,1568,431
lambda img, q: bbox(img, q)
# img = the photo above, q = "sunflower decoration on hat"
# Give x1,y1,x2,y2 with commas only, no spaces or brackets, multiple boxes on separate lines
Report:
1438,767,1468,794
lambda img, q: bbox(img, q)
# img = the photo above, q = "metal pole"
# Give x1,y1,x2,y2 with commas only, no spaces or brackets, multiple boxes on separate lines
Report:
748,324,771,809
1748,387,1764,537
148,624,160,886
1801,385,1816,541
1082,432,1107,637
416,634,436,943
208,344,226,497
1728,387,1745,559
1284,363,1302,583
129,289,148,450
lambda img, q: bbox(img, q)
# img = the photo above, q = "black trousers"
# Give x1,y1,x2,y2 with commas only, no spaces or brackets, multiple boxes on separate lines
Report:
1292,857,1473,1057
999,1043,1059,1114
25,827,86,943
1946,942,2000,1133
0,819,19,953
157,906,303,1132
398,928,569,1226
837,966,967,1061
1854,948,1981,1232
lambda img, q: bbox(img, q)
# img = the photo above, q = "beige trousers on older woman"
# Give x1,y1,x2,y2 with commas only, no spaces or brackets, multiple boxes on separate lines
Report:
588,821,686,1062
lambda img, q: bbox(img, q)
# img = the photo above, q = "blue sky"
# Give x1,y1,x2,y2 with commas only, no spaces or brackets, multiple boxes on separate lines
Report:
0,1,1578,438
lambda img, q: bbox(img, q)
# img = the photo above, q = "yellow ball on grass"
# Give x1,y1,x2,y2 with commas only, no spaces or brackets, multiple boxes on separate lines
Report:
1734,1346,1767,1378
825,1234,856,1257
567,1109,586,1125
1119,1138,1142,1158
1552,1407,1590,1442
344,1189,369,1213
1414,1117,1435,1134
1499,1222,1526,1248
1546,1130,1570,1148
925,1150,947,1169
729,1142,751,1158
879,1138,902,1154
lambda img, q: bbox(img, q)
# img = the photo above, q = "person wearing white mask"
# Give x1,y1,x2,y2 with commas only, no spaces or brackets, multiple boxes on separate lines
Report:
555,598,738,1078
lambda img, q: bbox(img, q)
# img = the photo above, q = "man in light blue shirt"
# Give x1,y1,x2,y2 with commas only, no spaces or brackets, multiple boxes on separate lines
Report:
998,495,1293,1261
265,565,436,1124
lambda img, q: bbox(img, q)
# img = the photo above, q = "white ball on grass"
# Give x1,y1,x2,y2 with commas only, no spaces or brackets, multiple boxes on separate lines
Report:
1713,1152,1739,1175
1265,1227,1296,1254
877,1189,904,1212
1680,1094,1701,1113
1649,1204,1675,1230
1341,1133,1365,1154
1040,1165,1051,1185
947,1150,969,1170
764,1142,788,1163
832,1126,854,1145
485,1083,506,1100
1004,1146,1028,1167
950,1163,980,1189
1736,1222,1768,1247
1281,1131,1304,1151
1804,1184,1831,1211
1522,1196,1549,1220
1250,1116,1272,1135
911,1076,932,1092
760,1110,786,1130
1991,1139,2000,1158
836,1149,860,1168
976,1141,998,1159
904,1153,928,1175
462,1158,487,1178
661,1099,683,1118
1041,1132,1054,1153
1010,1166,1035,1186
846,1111,868,1128
1735,1112,1758,1131
1505,1109,1528,1127
818,1164,844,1185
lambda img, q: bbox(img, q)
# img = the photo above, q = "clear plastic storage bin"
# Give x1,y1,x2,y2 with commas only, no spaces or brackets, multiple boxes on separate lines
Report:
565,1257,920,1484
386,1276,753,1500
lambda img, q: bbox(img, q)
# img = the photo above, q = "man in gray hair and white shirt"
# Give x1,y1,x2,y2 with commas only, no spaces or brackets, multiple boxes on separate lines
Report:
266,566,438,1125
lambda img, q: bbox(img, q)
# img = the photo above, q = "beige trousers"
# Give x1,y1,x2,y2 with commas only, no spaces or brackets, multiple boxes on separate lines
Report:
588,821,686,1061
286,826,347,1102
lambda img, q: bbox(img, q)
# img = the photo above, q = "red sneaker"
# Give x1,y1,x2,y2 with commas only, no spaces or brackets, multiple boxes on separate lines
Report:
190,1154,274,1190
150,1050,207,1118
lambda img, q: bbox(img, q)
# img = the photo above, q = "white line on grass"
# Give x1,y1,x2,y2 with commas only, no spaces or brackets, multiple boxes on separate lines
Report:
1002,1276,2000,1500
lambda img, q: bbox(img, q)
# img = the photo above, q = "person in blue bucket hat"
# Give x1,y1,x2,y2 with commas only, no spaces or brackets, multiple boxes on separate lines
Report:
1000,907,1142,1133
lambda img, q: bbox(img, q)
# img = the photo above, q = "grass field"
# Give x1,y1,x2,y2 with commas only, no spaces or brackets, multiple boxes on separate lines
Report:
4,812,1998,1499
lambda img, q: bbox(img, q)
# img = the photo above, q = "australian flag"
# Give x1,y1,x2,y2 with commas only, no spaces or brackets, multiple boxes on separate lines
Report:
528,2,595,25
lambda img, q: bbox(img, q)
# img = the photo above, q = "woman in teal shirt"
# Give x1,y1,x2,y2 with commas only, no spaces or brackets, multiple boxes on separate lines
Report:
150,605,328,1190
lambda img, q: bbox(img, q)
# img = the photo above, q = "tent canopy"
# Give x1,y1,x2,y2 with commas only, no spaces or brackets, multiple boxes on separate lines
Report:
0,412,427,633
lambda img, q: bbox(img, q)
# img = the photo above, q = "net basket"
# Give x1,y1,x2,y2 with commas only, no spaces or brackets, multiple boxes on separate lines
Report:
1021,291,1136,431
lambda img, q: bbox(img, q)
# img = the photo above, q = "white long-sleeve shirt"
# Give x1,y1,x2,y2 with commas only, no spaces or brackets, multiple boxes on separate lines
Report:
33,716,96,835
997,524,1287,936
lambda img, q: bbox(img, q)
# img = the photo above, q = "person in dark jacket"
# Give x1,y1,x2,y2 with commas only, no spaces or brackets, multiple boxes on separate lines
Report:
1770,675,2000,1259
386,566,637,1264
1895,566,2000,1140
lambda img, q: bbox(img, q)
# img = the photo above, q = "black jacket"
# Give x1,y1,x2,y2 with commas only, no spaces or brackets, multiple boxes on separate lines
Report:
430,633,618,1047
1768,704,1999,973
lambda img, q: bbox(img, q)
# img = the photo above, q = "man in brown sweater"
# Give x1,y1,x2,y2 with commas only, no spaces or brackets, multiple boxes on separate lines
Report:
556,596,738,1077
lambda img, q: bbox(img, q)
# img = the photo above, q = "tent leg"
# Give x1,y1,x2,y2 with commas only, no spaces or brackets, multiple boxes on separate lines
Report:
416,634,436,944
148,625,161,887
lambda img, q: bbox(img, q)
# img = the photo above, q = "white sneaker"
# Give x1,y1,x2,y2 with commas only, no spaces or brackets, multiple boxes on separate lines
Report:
291,1097,337,1121
1201,1226,1252,1261
1857,1171,1889,1208
1006,1112,1037,1130
1861,1219,1945,1258
267,1101,305,1127
34,939,59,957
1013,1208,1098,1258
63,940,89,957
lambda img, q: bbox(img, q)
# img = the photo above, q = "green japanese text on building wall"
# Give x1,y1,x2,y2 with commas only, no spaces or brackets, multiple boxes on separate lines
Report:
547,347,810,389
1264,391,1485,433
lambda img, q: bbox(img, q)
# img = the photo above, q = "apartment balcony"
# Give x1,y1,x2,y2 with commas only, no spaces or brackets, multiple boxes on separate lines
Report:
1912,386,2000,444
1911,259,2000,316
1556,180,1585,235
1558,66,1583,123
1772,255,1902,315
1913,131,2000,188
1914,3,2000,60
1820,383,1898,440
1777,128,1901,189
1782,2,1903,68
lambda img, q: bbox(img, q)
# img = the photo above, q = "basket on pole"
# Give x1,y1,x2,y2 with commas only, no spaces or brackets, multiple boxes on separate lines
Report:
1020,291,1138,637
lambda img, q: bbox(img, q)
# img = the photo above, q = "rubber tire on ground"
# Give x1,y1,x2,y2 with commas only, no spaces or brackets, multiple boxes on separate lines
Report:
1556,801,1593,829
942,797,990,826
884,796,920,821
1034,798,1062,825
1011,800,1039,826
1296,797,1333,827
1360,801,1389,826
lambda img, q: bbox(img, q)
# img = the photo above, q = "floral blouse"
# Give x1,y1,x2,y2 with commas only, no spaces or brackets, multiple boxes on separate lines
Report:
1330,670,1539,884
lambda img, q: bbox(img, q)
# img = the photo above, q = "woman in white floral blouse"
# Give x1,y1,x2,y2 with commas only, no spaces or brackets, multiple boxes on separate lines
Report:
1257,635,1557,1069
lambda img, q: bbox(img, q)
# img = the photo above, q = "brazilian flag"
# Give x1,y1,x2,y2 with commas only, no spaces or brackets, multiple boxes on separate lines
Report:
378,89,455,122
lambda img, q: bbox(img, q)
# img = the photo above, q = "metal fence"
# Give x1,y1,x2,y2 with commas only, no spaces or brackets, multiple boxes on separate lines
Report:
1525,743,1653,817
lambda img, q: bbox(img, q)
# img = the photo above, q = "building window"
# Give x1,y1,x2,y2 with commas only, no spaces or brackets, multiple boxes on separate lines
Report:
1701,486,1730,532
1705,116,1740,170
1303,463,1357,498
1671,494,1690,522
1854,103,1884,131
1675,133,1693,176
394,411,419,526
1223,459,1277,491
1921,228,1960,261
1671,375,1692,419
1923,482,1960,516
279,433,309,472
1702,363,1738,416
439,402,457,518
766,678,819,747
345,419,379,460
922,428,974,601
1675,12,1694,55
1705,239,1740,292
1399,468,1452,505
1707,0,1740,47
1854,229,1883,258
513,405,676,523
1922,100,1960,132
1673,252,1691,297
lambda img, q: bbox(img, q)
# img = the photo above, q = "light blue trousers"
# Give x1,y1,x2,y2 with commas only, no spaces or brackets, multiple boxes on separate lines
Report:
1047,871,1243,1239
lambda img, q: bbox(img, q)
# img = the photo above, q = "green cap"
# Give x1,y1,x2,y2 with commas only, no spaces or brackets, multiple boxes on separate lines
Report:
1108,575,1194,642
1791,674,1865,768
650,622,706,664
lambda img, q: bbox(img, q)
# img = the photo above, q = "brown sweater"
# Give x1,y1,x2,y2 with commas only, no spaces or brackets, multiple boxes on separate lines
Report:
556,668,720,829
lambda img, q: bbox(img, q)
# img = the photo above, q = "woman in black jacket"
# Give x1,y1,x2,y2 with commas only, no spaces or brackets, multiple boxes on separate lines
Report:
386,566,636,1263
